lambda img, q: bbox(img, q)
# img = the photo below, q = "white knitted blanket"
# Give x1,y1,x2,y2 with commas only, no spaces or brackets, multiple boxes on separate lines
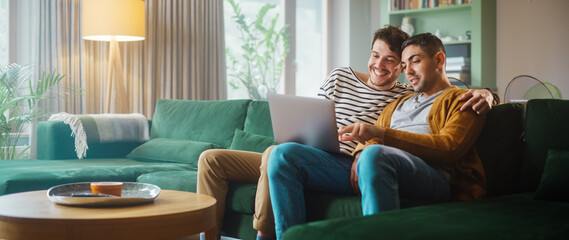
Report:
48,113,149,159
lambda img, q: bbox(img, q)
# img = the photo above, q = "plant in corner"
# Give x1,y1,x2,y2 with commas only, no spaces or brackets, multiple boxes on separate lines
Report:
0,64,65,160
226,0,290,100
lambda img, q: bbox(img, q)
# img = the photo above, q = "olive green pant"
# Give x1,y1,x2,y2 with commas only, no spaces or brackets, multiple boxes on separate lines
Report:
197,146,276,235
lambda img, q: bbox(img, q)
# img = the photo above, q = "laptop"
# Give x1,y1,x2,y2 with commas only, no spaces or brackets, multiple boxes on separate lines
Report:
268,93,341,153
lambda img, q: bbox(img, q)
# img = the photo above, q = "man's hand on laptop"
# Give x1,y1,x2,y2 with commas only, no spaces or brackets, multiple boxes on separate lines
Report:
338,123,386,144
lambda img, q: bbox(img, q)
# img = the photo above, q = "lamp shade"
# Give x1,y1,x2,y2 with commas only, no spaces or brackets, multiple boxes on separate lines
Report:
82,0,145,41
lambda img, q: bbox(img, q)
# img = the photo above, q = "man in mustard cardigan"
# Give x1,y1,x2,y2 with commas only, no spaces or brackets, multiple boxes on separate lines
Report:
266,33,486,239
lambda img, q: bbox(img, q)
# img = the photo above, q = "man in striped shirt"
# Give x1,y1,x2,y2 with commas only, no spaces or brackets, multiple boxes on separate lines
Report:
197,25,495,240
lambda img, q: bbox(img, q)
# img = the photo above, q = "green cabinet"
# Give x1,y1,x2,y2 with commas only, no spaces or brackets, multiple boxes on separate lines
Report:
380,0,496,89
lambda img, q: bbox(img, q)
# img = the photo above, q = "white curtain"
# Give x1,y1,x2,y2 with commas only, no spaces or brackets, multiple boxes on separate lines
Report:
36,0,84,114
144,0,227,117
31,0,226,118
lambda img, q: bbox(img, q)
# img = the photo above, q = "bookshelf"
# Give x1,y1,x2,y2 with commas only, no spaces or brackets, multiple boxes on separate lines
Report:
380,0,496,89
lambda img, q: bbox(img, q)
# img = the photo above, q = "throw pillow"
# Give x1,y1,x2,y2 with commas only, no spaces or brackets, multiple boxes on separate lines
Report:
127,138,222,169
244,101,274,137
229,129,277,153
534,149,569,201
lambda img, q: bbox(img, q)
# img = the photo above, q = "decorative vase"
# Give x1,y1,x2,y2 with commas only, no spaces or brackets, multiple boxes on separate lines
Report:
401,17,414,36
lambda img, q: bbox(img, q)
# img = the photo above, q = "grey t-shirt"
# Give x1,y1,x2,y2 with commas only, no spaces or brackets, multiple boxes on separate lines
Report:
390,89,446,133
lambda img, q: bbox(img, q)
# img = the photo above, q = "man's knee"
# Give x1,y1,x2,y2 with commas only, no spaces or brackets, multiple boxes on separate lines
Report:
260,145,278,171
357,145,398,177
198,149,225,172
358,145,384,164
267,142,304,177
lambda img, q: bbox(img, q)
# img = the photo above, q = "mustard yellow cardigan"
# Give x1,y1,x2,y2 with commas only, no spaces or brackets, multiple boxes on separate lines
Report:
353,86,487,201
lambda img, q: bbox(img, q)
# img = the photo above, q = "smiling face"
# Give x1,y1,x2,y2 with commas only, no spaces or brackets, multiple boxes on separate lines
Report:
401,45,444,96
366,39,402,90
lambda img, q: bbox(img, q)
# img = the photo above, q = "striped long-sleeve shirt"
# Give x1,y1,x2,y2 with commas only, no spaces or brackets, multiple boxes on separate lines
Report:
317,67,414,156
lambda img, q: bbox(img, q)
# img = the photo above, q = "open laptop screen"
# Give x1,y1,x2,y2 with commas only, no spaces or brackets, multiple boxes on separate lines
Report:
268,93,341,154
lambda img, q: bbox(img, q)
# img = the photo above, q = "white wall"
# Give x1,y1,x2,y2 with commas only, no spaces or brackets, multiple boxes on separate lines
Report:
328,0,375,74
349,0,372,73
496,0,569,99
329,0,351,71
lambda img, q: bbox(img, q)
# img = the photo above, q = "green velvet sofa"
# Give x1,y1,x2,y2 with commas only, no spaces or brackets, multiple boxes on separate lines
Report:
0,99,273,197
2,98,567,240
282,99,569,240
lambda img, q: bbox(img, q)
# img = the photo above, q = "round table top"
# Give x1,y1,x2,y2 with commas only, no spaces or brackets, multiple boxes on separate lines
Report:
0,190,217,240
0,190,216,220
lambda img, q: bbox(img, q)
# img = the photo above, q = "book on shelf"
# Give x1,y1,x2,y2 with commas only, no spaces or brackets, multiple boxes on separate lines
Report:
390,0,471,11
447,57,470,65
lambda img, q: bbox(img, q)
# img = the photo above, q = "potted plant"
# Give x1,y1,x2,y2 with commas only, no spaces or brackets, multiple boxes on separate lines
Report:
226,0,290,100
0,64,65,159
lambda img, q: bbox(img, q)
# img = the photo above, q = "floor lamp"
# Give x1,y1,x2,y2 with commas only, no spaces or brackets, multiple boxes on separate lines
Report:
82,0,145,113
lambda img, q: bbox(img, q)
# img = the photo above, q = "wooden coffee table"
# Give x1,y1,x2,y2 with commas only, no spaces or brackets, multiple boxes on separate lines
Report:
0,190,217,240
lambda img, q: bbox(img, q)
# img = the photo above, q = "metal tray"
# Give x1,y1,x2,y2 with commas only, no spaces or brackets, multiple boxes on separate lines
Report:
47,182,161,207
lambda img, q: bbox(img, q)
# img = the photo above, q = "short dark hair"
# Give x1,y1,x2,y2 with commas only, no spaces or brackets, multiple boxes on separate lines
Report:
401,33,446,58
372,25,410,57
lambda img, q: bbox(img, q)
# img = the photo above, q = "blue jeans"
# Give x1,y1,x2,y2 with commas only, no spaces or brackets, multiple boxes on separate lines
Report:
267,143,450,239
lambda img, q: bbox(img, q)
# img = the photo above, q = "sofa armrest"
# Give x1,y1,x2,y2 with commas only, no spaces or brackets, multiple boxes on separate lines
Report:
36,121,145,160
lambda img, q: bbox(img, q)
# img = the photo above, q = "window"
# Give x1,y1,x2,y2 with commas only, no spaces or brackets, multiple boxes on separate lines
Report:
294,0,324,97
224,0,325,99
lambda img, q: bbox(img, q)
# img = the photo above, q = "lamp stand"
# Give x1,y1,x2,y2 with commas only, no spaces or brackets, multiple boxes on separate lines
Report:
105,38,129,113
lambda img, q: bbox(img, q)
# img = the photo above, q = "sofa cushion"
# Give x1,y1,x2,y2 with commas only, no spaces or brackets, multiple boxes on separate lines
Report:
522,99,569,191
475,103,524,196
136,171,197,192
126,138,221,169
227,182,258,214
534,150,569,202
0,159,191,196
229,129,277,153
225,183,434,219
150,99,251,148
282,193,569,240
243,101,273,137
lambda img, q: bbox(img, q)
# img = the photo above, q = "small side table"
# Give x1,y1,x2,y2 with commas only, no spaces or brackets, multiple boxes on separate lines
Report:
0,190,216,240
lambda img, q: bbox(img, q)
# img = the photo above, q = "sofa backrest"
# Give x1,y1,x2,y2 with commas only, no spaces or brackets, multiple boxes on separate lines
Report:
521,99,569,192
150,99,251,149
475,103,525,197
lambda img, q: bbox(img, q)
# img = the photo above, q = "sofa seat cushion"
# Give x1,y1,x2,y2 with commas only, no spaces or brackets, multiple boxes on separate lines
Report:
126,138,222,169
225,182,435,218
151,99,251,148
282,193,569,240
136,171,197,192
0,159,191,196
227,182,258,214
